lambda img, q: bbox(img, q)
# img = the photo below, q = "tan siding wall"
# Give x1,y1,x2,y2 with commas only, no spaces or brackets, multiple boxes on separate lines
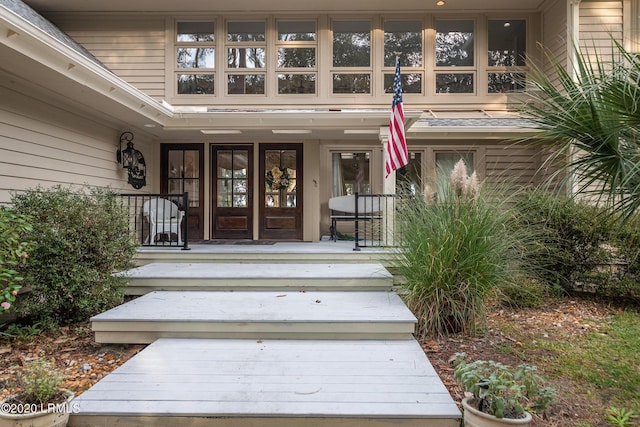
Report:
579,1,623,59
542,0,568,76
0,85,155,205
483,144,544,187
50,16,166,101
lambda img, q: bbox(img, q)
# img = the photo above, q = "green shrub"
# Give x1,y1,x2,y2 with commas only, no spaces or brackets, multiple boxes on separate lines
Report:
0,208,33,312
514,190,612,293
395,164,536,338
11,186,137,328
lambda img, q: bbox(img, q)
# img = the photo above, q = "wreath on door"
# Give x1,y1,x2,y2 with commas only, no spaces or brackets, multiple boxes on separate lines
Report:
265,166,291,190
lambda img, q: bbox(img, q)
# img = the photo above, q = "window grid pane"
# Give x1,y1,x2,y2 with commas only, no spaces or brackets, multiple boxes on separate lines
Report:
488,20,526,67
435,73,474,94
228,74,265,94
228,48,266,68
227,22,265,42
384,21,423,67
177,74,214,95
333,74,371,94
177,21,214,42
277,48,316,68
177,48,214,68
278,74,316,94
436,20,475,67
384,73,422,94
333,21,371,67
488,72,526,93
278,21,316,41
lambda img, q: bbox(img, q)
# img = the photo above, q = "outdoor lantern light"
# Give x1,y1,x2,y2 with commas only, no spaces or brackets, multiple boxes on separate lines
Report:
117,131,147,189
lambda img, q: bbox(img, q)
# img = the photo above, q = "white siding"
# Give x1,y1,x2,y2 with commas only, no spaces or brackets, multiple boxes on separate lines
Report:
50,16,166,101
0,85,154,205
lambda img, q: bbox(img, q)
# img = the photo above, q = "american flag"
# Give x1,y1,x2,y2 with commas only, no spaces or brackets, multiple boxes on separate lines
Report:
385,58,408,177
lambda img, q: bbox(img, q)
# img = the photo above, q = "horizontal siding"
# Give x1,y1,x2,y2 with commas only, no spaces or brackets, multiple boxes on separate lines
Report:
542,0,568,81
0,85,152,205
484,145,543,186
579,1,623,58
51,16,166,101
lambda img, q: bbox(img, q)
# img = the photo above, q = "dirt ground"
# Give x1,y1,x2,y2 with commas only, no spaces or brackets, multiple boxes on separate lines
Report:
0,298,627,426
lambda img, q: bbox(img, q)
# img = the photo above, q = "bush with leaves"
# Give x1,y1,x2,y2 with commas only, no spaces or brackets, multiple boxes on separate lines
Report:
514,190,612,293
395,160,539,338
11,186,137,328
0,207,33,313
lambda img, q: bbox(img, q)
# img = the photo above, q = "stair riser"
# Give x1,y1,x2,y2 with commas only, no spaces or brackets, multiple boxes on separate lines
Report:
125,278,392,295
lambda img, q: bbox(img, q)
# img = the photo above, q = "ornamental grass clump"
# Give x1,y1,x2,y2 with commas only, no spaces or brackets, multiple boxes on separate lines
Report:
396,160,535,338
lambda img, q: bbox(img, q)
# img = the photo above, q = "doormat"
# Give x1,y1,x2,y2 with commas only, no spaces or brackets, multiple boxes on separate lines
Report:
196,240,276,245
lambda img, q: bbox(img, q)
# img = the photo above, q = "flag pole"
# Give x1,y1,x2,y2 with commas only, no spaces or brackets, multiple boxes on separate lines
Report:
382,53,405,246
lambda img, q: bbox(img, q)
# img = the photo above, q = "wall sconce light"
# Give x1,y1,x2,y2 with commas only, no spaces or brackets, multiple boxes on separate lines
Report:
117,131,147,189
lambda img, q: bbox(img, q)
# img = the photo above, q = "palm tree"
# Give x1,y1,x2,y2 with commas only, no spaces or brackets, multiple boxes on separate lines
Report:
520,40,640,219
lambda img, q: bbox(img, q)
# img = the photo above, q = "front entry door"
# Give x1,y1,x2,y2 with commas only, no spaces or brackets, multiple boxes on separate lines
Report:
259,144,303,240
161,144,204,240
212,146,253,239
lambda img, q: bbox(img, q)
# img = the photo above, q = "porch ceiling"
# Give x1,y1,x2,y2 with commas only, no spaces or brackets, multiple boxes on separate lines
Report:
23,0,549,13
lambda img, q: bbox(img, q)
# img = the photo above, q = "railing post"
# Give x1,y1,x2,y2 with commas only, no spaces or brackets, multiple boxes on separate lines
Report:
182,192,190,250
353,192,361,251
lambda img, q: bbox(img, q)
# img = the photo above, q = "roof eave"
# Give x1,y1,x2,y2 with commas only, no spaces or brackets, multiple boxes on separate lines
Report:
0,3,173,124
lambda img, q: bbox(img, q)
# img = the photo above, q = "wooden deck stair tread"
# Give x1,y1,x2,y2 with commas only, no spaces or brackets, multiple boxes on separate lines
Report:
68,339,461,426
120,262,394,294
73,260,461,426
120,262,393,280
91,291,417,343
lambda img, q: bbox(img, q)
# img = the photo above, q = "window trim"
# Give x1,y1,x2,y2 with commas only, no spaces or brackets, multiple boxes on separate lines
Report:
173,19,217,97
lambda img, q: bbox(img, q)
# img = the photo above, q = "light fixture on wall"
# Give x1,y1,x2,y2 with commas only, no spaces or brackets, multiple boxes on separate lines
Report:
117,131,147,189
436,0,445,6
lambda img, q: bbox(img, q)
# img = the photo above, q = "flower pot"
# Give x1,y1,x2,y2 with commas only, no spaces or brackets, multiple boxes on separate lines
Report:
462,397,532,427
0,389,75,427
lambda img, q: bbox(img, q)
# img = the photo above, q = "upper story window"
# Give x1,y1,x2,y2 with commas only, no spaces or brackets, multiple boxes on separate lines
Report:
435,19,475,94
170,14,533,102
276,21,317,94
175,21,215,95
226,21,266,94
332,20,372,94
383,20,423,94
487,19,527,93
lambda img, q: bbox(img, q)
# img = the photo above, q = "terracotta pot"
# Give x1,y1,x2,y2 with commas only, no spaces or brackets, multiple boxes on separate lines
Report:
462,397,532,427
0,389,75,427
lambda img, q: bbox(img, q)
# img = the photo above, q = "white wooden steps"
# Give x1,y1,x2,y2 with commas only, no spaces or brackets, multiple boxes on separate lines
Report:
71,261,461,426
68,339,461,427
91,291,416,343
119,262,394,295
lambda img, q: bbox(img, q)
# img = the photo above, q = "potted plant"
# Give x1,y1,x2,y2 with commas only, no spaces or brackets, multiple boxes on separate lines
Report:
0,359,75,427
453,353,555,426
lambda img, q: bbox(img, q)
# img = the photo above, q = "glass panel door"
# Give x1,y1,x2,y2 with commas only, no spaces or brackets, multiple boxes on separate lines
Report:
161,144,205,240
260,144,302,240
212,146,253,239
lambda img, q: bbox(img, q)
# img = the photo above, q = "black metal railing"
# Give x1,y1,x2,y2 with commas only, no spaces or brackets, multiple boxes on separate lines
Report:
353,193,400,250
119,193,190,250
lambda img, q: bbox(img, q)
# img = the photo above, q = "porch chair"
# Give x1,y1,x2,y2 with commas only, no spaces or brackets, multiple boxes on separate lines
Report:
142,198,185,244
328,195,382,241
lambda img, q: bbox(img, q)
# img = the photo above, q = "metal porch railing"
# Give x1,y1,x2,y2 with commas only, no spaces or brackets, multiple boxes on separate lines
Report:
119,193,190,250
353,193,400,250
